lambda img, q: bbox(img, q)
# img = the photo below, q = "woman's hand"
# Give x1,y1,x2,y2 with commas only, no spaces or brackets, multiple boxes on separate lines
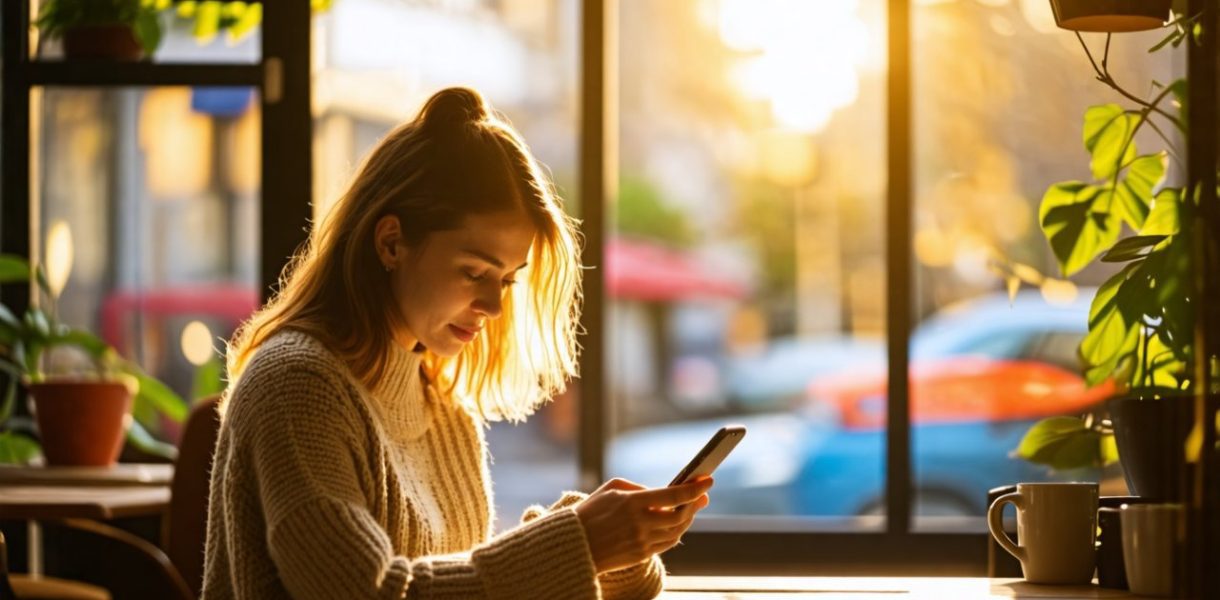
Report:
573,477,713,574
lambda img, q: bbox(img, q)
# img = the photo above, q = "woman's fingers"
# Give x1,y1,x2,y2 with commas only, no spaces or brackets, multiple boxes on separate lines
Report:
630,478,713,509
600,477,647,492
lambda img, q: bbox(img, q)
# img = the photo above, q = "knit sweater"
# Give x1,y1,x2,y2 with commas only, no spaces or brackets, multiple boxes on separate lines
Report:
201,329,666,599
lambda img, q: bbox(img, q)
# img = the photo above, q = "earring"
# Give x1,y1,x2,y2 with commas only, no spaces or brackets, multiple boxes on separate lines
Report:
384,264,393,272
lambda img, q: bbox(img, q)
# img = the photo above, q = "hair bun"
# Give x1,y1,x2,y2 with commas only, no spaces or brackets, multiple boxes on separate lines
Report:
421,87,488,130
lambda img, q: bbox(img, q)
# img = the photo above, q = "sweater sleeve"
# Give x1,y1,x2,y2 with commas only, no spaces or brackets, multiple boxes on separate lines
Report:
522,491,667,600
244,363,601,600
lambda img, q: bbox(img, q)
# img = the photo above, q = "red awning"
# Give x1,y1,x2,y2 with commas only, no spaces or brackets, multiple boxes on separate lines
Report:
605,237,749,302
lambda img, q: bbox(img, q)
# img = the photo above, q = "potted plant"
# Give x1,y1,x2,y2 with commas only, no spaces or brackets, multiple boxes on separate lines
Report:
1008,8,1210,500
0,254,186,466
34,0,164,61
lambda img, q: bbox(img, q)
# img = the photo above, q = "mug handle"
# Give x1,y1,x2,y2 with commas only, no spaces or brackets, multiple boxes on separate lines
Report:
987,491,1026,564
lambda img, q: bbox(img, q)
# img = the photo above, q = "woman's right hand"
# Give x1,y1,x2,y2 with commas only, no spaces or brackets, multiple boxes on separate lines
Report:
573,477,713,574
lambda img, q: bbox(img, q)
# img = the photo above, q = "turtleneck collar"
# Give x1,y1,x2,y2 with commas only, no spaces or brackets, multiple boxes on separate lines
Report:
368,341,432,442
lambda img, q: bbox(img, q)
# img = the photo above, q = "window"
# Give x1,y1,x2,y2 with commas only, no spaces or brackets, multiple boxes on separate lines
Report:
910,0,1179,531
606,0,888,531
34,85,260,446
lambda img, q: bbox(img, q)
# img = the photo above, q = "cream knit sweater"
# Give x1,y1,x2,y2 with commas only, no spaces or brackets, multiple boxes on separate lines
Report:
201,329,666,599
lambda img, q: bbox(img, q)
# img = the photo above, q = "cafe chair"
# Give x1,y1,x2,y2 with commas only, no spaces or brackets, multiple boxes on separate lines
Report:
1,529,112,600
165,394,223,599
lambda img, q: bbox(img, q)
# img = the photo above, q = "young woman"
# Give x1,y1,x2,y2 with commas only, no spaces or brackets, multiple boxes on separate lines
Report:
201,87,713,600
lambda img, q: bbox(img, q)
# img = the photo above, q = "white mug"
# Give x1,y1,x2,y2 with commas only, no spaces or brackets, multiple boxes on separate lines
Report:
1121,503,1182,597
987,482,1098,584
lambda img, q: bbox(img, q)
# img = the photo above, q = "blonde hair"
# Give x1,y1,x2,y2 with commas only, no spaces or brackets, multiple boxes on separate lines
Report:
225,87,583,423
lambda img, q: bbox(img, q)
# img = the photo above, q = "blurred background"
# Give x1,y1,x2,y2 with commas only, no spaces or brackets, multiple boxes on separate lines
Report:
32,0,1179,533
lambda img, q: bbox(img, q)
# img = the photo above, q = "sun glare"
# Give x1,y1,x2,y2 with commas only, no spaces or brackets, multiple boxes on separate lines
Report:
718,0,871,133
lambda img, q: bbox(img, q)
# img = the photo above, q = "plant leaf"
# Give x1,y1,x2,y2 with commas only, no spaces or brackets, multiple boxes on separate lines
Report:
226,2,260,42
125,362,188,423
1082,261,1143,368
1142,188,1181,236
1113,153,1165,230
1100,235,1168,263
1040,182,1121,276
126,419,179,462
193,1,222,44
0,255,29,284
1083,105,1138,181
0,431,41,465
1014,416,1107,470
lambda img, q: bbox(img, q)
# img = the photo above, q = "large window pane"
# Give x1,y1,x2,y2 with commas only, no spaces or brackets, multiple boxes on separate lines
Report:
35,86,261,448
910,0,1179,531
311,0,579,530
607,0,888,530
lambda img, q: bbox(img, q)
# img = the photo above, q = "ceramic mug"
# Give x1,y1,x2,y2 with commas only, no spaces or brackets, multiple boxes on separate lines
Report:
987,482,1098,584
1121,503,1182,597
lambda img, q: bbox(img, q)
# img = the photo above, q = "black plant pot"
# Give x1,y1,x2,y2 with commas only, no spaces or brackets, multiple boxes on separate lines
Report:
1110,392,1196,500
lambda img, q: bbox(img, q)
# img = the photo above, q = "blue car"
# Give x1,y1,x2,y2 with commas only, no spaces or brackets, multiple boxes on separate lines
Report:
607,290,1106,518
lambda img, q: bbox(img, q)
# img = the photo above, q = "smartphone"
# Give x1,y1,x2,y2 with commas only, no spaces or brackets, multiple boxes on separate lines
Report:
668,425,746,487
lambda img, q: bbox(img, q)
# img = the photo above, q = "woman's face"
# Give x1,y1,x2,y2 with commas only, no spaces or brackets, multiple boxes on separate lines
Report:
385,210,536,357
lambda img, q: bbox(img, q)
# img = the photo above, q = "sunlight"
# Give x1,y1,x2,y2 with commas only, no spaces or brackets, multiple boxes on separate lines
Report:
181,320,216,366
44,220,73,299
718,0,870,133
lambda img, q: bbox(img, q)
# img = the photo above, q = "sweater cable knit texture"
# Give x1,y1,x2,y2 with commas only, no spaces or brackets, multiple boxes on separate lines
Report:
201,329,665,599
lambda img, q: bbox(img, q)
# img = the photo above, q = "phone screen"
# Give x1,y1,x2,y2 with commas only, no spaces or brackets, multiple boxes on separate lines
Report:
668,425,746,487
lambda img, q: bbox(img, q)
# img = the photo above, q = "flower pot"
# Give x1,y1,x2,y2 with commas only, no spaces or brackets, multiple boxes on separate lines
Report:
29,380,133,466
1049,0,1172,32
1109,392,1195,500
61,24,143,61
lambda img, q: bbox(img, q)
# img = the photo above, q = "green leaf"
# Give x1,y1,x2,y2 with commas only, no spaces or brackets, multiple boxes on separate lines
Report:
133,9,163,55
1142,188,1181,236
193,1,222,43
1113,154,1165,230
226,2,259,41
126,419,179,462
0,431,41,465
0,255,30,284
1083,105,1138,181
1040,182,1121,276
126,363,188,423
191,356,226,401
1015,417,1108,470
1101,433,1119,465
0,377,17,421
49,329,110,359
1082,261,1143,368
1101,235,1168,263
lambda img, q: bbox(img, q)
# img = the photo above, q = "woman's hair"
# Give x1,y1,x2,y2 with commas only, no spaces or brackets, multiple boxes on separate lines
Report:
224,87,583,423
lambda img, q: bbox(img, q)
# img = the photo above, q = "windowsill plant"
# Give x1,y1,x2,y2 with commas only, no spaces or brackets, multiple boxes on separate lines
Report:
1006,7,1215,498
0,254,186,466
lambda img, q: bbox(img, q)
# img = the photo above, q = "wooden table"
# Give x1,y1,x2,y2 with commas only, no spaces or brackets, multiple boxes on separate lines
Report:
0,464,172,576
662,577,1139,598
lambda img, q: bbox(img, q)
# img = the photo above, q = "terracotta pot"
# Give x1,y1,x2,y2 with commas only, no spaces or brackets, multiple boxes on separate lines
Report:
29,380,133,466
61,24,143,61
1049,0,1172,32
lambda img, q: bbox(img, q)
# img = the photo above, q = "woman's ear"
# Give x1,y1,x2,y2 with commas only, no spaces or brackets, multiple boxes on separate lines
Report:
374,214,406,270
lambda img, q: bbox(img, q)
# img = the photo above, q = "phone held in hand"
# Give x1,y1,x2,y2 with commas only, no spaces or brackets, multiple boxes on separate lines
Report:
668,425,746,487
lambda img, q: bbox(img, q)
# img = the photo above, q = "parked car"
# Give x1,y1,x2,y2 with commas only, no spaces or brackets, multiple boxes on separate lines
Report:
607,289,1111,517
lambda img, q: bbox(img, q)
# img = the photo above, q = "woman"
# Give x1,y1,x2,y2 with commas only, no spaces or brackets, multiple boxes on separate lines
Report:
201,87,713,600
